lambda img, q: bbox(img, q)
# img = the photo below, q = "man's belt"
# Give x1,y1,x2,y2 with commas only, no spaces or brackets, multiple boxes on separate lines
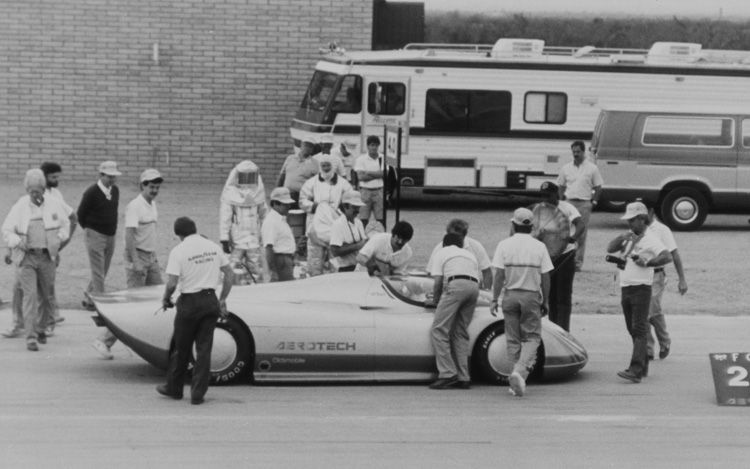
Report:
182,288,215,296
654,268,664,273
27,248,49,254
447,275,478,283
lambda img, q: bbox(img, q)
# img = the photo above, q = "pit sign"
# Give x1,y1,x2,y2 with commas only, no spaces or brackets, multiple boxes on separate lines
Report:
709,353,750,406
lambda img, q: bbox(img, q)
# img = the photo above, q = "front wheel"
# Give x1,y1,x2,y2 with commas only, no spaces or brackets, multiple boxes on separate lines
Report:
183,314,253,385
472,322,544,385
659,187,708,231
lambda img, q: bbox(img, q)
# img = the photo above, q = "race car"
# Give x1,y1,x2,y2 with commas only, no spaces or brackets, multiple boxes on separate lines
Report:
89,272,587,385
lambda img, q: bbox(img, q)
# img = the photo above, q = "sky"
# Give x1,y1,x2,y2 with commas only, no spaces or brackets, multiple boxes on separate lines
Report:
421,0,750,19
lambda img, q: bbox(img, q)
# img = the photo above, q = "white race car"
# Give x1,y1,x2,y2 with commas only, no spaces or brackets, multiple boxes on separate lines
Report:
90,272,587,385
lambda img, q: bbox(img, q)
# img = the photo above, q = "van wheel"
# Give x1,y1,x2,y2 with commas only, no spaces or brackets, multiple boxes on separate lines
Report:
660,187,707,231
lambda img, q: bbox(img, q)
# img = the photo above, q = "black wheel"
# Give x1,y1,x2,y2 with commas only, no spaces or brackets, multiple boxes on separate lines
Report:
182,314,253,385
659,187,708,231
472,322,544,385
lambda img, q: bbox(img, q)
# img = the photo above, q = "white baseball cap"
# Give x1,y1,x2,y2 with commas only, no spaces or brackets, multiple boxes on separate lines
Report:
139,168,163,183
512,207,533,226
621,201,648,220
98,161,122,176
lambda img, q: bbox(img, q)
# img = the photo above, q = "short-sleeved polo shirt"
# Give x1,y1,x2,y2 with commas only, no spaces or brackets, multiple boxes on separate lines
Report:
619,231,667,287
329,215,367,268
556,159,604,200
354,154,384,189
358,232,412,274
124,194,158,252
261,209,296,254
165,234,229,294
492,233,553,292
425,236,490,279
429,245,478,279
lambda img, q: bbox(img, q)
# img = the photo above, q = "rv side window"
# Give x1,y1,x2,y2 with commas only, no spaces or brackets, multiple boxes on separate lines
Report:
425,89,511,134
367,82,405,115
642,116,734,147
743,119,750,148
523,92,567,124
331,75,362,114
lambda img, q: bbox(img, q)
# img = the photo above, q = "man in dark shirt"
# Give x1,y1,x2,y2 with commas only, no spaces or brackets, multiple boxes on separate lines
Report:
77,161,120,314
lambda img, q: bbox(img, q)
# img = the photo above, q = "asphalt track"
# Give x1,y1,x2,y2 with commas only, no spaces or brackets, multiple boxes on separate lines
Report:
1,309,748,468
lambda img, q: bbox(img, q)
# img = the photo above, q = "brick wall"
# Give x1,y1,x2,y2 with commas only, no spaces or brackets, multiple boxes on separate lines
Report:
0,0,372,183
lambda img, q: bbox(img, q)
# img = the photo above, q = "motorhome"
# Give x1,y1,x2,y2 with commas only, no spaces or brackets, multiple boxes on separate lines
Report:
291,38,750,199
592,107,750,230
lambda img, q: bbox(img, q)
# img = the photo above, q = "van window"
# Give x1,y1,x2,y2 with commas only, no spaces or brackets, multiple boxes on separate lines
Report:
425,89,511,134
743,119,750,148
524,92,567,124
642,116,734,147
367,82,405,115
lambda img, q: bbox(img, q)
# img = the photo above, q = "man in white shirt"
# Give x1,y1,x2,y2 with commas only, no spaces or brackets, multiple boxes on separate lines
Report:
4,162,77,337
531,182,584,332
157,217,233,405
2,169,70,351
491,207,553,397
329,191,368,272
607,202,672,383
556,140,604,271
261,187,297,282
426,232,480,390
356,220,413,276
354,135,385,228
425,219,491,288
644,202,688,361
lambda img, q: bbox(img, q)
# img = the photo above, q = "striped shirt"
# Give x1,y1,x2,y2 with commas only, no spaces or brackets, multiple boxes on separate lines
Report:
492,233,553,292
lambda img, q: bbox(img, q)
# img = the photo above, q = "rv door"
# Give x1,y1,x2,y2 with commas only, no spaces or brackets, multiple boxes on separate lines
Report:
361,77,410,154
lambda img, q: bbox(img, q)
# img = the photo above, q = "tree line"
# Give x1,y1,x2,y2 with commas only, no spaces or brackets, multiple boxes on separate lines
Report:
426,12,750,50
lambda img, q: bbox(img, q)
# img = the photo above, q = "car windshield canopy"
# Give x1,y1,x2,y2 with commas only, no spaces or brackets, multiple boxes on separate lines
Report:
381,275,491,307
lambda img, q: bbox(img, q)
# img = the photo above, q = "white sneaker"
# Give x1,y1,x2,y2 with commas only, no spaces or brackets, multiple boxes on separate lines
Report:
509,371,526,397
91,340,113,360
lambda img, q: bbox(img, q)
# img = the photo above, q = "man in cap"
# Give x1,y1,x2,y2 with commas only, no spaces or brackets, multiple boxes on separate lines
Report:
425,219,492,289
299,155,353,276
426,232,480,390
607,201,672,383
92,168,164,359
261,187,297,282
643,201,688,361
531,181,584,331
356,220,414,276
219,160,268,284
277,138,320,204
2,169,70,351
556,140,603,271
329,191,368,272
77,161,121,311
491,207,553,397
157,217,233,405
3,161,77,337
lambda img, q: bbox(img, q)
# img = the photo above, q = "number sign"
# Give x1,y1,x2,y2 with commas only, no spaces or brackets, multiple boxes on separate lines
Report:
709,353,750,406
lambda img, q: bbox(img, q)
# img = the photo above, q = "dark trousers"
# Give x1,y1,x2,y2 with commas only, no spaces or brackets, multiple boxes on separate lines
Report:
165,290,220,401
272,253,295,282
548,250,576,332
621,284,651,378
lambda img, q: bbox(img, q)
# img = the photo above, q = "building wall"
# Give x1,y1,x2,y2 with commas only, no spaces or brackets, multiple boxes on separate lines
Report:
0,0,372,183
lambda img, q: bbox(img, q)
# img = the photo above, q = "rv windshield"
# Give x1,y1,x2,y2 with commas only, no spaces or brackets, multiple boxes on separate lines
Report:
298,71,362,125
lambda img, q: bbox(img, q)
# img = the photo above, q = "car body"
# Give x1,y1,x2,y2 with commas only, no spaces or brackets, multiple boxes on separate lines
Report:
89,272,587,385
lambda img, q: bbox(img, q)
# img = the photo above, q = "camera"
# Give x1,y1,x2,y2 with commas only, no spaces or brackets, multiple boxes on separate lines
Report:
605,255,627,270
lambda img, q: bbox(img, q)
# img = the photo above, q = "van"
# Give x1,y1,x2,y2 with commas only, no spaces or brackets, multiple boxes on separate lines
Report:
592,108,750,230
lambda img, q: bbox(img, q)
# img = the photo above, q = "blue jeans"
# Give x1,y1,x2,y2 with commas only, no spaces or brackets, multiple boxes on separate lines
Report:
431,279,479,380
621,285,651,378
17,250,56,341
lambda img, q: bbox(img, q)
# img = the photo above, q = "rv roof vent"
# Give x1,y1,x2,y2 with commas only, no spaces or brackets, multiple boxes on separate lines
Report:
491,38,545,58
647,42,702,63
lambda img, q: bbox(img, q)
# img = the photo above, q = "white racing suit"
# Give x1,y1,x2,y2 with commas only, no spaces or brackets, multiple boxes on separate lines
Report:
299,172,352,277
220,161,268,284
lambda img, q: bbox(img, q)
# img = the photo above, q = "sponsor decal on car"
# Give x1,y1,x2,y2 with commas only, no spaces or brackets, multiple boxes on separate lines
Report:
276,341,357,352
